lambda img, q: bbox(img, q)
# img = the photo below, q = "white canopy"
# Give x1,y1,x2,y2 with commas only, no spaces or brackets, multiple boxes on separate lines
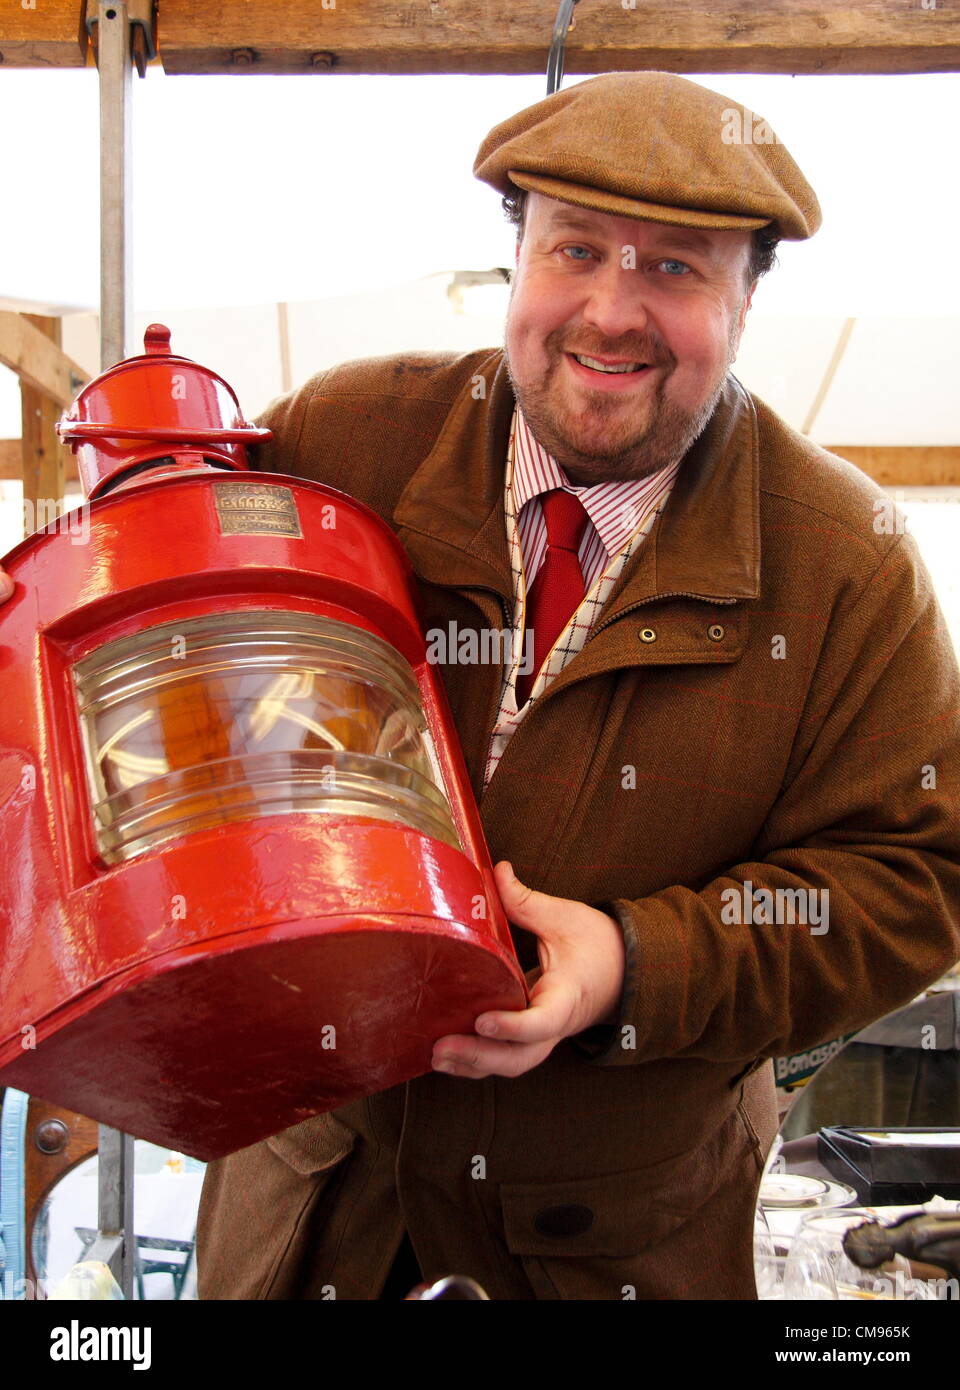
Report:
0,67,958,444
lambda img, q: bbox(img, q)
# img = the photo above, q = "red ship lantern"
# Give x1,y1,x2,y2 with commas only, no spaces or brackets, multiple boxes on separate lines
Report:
0,325,526,1160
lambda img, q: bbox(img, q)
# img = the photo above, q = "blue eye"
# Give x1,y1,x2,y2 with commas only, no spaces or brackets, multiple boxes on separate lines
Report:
562,245,592,260
660,259,690,275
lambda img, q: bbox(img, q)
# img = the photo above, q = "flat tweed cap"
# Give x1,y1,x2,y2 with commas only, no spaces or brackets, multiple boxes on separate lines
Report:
474,71,821,240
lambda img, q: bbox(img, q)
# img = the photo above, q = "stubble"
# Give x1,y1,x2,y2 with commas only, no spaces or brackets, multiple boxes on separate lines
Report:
503,324,740,485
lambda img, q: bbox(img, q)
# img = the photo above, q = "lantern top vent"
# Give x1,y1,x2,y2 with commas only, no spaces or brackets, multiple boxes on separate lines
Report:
58,324,272,499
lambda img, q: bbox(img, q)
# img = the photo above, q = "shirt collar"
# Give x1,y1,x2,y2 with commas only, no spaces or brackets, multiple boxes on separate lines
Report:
512,405,683,558
391,348,760,609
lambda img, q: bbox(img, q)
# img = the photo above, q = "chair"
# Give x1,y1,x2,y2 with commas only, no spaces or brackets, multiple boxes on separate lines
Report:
74,1227,196,1300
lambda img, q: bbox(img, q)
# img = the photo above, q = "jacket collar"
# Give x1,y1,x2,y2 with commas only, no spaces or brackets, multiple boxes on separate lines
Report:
392,348,761,616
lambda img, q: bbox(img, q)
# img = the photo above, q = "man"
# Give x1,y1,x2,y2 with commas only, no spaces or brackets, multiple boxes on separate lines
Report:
191,73,960,1300
8,72,959,1300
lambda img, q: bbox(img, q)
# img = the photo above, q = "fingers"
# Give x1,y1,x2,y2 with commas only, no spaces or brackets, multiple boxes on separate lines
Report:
0,568,14,603
430,976,578,1079
435,865,618,1080
432,1033,555,1080
475,974,575,1045
493,860,561,935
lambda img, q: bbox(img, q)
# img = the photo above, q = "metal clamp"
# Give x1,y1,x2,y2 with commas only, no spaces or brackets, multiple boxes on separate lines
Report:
87,1,158,76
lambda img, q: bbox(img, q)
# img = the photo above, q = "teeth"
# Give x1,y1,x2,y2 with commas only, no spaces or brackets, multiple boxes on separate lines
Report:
573,354,645,374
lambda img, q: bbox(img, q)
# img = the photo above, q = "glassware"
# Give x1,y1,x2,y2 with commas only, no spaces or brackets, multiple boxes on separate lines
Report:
74,609,460,861
754,1203,772,1239
754,1233,837,1300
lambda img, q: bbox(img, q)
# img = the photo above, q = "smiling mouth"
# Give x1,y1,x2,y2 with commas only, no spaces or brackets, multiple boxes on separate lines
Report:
568,352,652,375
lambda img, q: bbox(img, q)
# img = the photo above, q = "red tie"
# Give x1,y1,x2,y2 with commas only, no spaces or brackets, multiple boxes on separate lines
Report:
516,488,590,706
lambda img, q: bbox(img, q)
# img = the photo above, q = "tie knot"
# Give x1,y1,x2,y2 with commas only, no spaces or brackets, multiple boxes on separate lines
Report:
540,488,589,552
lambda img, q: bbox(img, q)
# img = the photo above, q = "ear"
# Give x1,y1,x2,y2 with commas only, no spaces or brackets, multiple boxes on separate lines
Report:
728,285,755,362
736,284,755,340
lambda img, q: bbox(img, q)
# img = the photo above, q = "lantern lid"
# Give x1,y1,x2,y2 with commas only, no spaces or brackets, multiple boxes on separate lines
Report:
57,324,272,498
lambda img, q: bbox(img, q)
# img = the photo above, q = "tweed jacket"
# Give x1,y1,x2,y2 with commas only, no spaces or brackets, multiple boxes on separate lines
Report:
196,347,960,1301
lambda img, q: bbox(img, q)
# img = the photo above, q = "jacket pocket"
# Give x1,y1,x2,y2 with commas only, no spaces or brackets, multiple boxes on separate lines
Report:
264,1110,357,1176
502,1154,722,1261
499,1108,759,1299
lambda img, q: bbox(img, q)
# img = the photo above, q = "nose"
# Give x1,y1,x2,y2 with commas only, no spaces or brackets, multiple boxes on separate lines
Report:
579,256,652,341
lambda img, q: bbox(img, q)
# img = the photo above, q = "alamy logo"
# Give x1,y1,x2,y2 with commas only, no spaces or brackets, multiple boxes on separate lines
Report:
720,880,829,934
720,108,782,145
425,621,533,673
49,1321,151,1369
22,498,90,545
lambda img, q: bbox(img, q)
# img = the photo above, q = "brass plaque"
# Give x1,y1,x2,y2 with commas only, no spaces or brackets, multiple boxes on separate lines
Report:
214,482,303,538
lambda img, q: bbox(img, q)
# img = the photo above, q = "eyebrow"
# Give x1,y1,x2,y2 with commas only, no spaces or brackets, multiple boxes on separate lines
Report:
648,229,717,256
544,211,609,236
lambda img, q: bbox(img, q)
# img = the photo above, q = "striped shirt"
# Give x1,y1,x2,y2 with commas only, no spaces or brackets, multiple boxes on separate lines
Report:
512,406,684,594
482,406,681,792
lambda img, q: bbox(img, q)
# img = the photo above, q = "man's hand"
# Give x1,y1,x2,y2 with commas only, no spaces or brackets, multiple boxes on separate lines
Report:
431,860,626,1080
0,567,13,603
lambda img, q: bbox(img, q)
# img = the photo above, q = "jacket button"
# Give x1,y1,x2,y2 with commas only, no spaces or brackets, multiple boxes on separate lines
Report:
533,1203,595,1238
639,627,657,643
707,624,725,641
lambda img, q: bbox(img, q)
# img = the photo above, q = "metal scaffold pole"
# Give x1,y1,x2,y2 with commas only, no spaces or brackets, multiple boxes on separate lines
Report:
82,0,156,1299
95,1,134,370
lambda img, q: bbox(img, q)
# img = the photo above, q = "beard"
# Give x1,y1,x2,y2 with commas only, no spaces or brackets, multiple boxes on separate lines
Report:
503,323,738,485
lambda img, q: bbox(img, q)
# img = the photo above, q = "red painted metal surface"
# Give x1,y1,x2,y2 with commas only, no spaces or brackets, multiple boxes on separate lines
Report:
0,328,526,1160
57,323,270,498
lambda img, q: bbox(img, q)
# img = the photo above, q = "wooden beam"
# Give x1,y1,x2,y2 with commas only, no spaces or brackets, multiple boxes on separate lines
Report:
2,438,954,489
158,1,960,77
0,0,88,68
825,446,960,488
0,438,79,482
20,315,70,518
0,294,97,317
3,439,954,488
0,438,22,480
0,311,89,406
1,1,956,75
803,318,855,436
277,302,292,394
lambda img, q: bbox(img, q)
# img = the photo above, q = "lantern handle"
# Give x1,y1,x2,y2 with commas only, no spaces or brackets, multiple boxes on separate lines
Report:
57,423,273,444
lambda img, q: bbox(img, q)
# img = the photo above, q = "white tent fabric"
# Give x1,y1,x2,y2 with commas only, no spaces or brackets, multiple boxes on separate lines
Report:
2,67,959,443
1,69,957,645
1,279,958,659
1,279,953,447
